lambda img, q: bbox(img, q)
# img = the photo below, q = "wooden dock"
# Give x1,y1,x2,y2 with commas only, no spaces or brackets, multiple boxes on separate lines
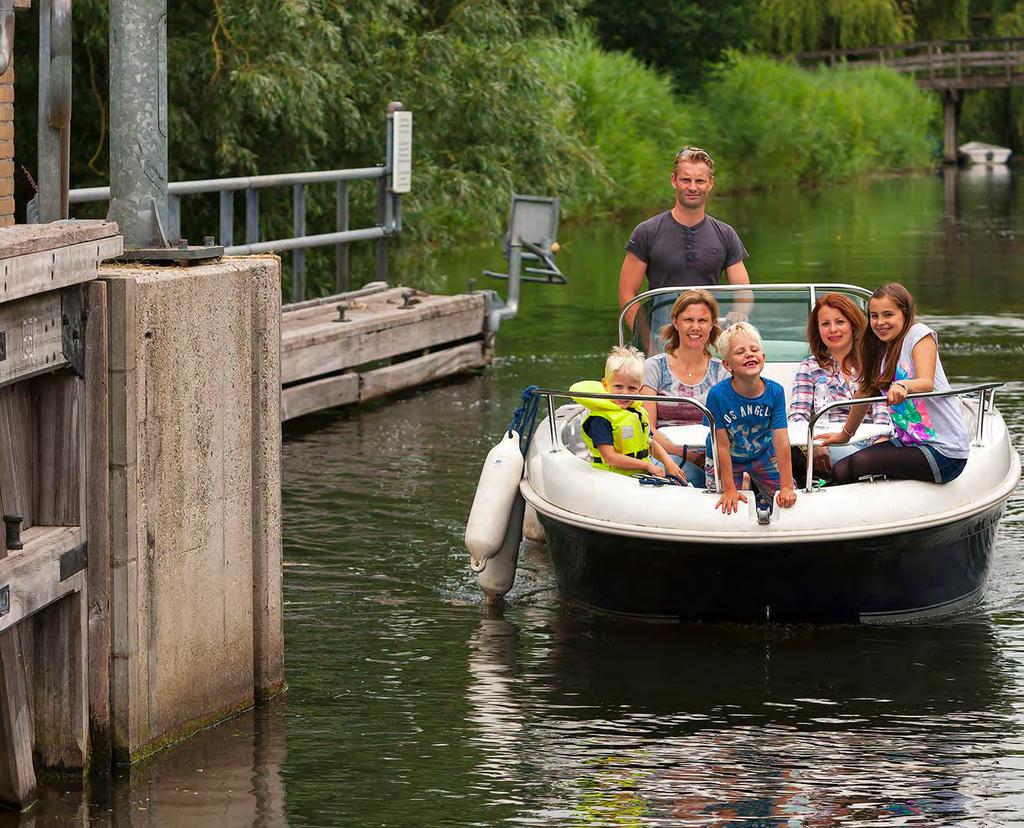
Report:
280,285,492,421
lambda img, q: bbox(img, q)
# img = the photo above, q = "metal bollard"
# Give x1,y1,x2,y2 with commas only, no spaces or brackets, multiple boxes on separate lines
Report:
3,514,23,551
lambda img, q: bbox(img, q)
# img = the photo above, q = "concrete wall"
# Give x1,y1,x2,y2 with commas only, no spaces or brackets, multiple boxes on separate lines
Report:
101,255,284,764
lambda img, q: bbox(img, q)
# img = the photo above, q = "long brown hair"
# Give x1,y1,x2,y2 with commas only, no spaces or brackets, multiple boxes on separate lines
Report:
659,289,722,358
858,283,916,393
807,293,867,375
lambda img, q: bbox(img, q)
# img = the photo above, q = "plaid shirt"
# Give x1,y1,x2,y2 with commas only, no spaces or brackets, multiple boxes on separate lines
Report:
787,355,891,428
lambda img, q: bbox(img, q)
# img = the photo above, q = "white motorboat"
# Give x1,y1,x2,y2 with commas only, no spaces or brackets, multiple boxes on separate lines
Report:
958,141,1012,165
467,284,1019,623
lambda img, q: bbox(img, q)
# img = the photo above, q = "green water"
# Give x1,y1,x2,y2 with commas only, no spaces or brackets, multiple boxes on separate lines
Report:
8,168,1024,826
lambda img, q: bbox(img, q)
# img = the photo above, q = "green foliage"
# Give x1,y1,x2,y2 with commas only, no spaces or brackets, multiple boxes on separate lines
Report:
757,0,912,52
583,0,758,88
11,3,940,297
539,29,695,219
691,54,936,190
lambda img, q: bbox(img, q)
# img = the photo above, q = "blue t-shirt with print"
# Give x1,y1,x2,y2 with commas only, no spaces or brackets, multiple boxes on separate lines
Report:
703,378,788,462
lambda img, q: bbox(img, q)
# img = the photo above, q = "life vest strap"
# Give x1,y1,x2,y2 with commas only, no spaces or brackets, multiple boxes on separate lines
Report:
593,448,649,465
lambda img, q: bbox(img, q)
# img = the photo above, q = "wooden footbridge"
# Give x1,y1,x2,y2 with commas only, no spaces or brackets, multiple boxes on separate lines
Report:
797,37,1024,161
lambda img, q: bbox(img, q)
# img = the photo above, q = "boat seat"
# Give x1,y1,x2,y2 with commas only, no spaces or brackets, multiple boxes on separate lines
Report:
761,362,801,409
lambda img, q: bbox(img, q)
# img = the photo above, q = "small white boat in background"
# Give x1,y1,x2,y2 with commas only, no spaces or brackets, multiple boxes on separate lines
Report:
959,141,1012,165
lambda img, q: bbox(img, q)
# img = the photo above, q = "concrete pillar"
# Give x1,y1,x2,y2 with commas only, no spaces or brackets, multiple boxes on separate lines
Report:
101,255,284,764
942,89,963,165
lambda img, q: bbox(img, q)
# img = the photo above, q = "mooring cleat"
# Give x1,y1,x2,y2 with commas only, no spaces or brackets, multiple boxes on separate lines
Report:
755,495,773,526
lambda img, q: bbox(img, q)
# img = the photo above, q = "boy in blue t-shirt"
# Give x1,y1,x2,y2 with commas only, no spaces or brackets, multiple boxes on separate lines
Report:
704,323,797,515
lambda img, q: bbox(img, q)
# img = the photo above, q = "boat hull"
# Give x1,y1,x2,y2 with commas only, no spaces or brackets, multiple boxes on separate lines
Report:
539,503,1005,623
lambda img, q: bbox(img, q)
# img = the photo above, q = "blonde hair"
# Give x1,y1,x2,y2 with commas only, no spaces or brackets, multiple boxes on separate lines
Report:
604,345,645,386
716,322,763,358
673,146,714,175
659,289,722,357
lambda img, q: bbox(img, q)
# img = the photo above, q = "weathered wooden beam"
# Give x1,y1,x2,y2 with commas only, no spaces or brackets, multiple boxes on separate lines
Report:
281,372,359,421
0,232,123,304
84,281,112,770
359,341,489,402
281,296,485,384
0,384,33,533
0,628,36,811
0,292,67,388
31,584,88,771
0,525,85,635
0,222,120,261
32,371,82,526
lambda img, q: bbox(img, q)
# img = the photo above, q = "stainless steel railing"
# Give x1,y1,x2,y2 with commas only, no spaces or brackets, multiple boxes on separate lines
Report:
528,388,724,492
617,283,873,347
528,380,1006,495
803,381,1004,491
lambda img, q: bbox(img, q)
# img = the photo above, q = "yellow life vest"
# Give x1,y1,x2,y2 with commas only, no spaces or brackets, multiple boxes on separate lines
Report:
571,380,652,475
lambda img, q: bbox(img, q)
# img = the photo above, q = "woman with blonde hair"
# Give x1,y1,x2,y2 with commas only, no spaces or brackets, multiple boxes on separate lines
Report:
788,292,891,476
642,289,729,486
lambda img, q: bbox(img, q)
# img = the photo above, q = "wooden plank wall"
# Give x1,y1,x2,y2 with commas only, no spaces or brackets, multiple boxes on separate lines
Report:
280,288,491,421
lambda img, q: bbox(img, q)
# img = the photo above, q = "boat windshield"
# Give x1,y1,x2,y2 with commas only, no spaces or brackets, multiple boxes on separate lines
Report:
620,284,871,363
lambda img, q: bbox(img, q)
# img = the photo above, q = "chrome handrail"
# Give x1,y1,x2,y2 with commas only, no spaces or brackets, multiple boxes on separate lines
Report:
802,381,1005,492
529,388,723,492
617,283,874,347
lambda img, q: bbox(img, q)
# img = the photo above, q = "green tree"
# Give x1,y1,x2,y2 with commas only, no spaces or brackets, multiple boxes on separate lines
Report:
757,0,912,52
583,0,758,88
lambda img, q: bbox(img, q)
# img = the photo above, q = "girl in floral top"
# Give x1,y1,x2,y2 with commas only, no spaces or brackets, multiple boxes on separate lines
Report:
642,289,729,486
788,293,891,476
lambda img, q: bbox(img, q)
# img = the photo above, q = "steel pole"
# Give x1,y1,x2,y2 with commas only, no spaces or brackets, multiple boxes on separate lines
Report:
108,0,169,248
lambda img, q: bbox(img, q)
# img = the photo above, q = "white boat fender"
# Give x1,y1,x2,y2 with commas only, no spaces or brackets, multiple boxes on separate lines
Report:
476,492,525,600
466,430,525,569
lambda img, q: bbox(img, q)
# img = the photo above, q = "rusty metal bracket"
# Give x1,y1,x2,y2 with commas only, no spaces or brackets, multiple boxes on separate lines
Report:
0,585,8,616
61,283,85,377
59,542,87,582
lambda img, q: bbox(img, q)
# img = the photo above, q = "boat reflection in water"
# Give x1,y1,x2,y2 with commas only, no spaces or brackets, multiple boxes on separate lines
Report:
467,610,1014,824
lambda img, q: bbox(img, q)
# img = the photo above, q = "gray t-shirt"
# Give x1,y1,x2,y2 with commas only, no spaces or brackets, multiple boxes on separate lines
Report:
888,323,970,459
625,211,748,290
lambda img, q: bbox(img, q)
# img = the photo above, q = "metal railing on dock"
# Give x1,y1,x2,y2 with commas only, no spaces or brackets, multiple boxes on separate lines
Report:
68,105,411,304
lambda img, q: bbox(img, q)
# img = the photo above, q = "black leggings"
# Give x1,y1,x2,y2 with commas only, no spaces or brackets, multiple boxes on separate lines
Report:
831,442,935,485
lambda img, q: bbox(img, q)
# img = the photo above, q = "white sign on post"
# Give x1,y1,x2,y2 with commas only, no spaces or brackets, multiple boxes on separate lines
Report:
391,111,413,194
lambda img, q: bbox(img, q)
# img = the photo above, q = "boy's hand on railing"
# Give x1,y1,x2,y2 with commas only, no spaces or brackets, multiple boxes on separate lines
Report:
777,487,797,508
715,488,747,514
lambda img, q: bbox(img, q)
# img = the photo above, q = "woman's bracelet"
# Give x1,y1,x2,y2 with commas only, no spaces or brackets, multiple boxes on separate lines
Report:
893,380,908,391
841,424,855,437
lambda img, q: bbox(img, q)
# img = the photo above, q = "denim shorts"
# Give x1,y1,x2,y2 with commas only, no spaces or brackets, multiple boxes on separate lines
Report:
915,443,968,484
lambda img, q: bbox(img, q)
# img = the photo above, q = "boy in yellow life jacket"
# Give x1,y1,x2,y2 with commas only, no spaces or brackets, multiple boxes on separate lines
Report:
573,346,686,481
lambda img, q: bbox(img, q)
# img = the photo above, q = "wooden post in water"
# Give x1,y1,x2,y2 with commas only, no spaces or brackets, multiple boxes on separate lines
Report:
942,89,963,165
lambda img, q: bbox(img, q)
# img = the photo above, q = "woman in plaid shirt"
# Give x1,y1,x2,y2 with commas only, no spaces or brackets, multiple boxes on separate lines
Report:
789,293,891,477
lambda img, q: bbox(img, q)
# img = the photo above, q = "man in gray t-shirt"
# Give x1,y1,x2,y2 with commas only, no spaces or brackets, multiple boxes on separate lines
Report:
619,147,750,334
